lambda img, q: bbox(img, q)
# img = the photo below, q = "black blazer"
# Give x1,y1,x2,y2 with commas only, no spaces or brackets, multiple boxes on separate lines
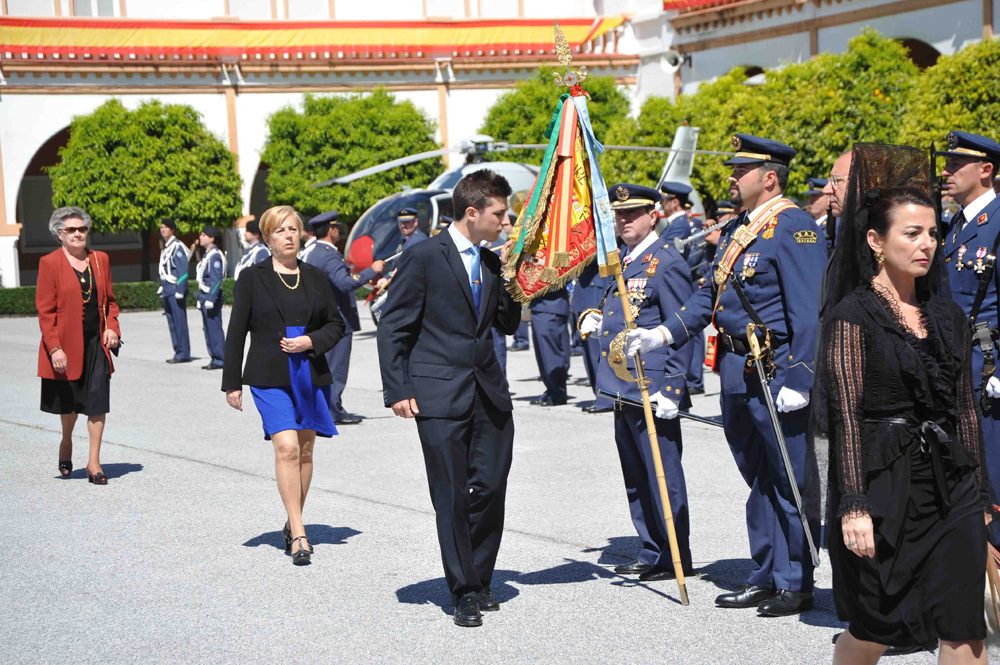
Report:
222,260,345,392
376,230,520,418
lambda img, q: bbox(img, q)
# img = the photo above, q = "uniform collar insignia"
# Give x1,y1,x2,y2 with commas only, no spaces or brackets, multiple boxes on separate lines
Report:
979,213,989,225
642,253,653,263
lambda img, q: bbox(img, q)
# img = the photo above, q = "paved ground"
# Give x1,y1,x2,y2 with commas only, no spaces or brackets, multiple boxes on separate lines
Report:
0,307,990,663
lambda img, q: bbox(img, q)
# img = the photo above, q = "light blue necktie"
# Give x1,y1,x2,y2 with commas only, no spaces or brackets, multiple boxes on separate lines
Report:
469,246,482,314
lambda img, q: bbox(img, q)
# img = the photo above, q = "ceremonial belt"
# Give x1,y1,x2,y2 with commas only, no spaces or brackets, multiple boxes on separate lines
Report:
868,416,954,517
969,227,1000,411
711,197,797,325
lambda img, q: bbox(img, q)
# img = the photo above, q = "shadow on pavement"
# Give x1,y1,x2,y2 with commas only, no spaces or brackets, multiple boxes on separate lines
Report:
581,536,644,565
396,559,624,614
60,462,144,480
242,524,361,551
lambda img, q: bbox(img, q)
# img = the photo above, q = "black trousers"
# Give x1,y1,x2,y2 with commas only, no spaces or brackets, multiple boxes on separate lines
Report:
415,386,514,604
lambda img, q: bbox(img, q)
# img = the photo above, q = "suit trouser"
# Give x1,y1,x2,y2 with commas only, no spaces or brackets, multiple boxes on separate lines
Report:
513,318,529,347
722,389,814,593
415,387,514,604
199,298,225,366
324,333,352,420
162,294,191,360
614,404,691,570
531,311,569,402
581,334,612,409
492,329,507,375
686,331,705,391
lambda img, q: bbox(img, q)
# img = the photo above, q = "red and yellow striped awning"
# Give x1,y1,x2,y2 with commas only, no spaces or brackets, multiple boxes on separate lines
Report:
0,16,626,59
663,0,752,10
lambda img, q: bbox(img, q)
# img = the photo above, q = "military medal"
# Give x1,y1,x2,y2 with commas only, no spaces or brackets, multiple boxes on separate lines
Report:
646,257,659,277
761,217,778,240
957,245,968,271
975,246,988,273
742,253,759,279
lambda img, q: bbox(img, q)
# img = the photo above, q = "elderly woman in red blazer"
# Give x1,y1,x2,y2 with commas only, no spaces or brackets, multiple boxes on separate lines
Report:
36,207,121,484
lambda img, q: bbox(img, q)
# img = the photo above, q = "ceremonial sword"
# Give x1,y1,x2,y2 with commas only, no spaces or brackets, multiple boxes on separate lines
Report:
746,323,821,568
598,390,724,428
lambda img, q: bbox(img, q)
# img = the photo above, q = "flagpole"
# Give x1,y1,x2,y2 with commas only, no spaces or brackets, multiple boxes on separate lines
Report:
610,255,689,605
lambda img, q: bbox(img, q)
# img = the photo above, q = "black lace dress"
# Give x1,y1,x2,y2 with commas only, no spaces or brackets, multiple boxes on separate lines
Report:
824,286,991,648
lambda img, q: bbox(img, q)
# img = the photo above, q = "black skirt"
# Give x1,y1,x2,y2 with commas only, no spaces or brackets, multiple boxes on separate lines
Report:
40,330,111,416
831,445,987,648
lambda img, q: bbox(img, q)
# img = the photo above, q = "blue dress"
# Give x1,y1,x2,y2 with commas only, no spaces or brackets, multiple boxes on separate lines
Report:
248,277,338,441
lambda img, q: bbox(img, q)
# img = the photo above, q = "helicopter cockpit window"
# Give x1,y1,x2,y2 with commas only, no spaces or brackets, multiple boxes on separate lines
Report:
351,191,444,260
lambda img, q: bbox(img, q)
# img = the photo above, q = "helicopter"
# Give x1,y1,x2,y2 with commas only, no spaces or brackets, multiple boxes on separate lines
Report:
312,127,724,277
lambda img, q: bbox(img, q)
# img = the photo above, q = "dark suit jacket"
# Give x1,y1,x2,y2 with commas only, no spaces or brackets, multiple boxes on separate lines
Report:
222,260,345,392
377,230,520,418
36,249,121,381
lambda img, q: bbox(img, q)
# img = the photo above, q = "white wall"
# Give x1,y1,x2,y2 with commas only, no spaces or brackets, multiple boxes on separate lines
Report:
125,0,227,19
680,31,810,95
335,0,423,20
6,0,56,16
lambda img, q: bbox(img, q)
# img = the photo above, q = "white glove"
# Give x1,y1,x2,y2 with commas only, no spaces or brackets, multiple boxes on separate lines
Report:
175,292,184,301
987,376,1000,399
580,312,603,336
625,327,668,357
156,285,163,297
204,300,214,311
775,387,810,413
195,300,202,311
653,392,679,420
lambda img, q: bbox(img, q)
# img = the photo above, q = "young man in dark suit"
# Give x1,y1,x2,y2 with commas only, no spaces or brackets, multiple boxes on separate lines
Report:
376,169,520,628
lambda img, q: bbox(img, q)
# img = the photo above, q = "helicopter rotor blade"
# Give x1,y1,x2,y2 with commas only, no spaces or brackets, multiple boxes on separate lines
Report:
493,143,732,157
312,148,451,188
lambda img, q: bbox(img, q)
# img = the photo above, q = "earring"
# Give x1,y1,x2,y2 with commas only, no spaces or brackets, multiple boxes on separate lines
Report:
875,252,886,269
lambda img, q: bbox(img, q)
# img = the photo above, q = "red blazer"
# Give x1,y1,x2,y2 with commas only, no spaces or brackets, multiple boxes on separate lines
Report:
36,249,121,381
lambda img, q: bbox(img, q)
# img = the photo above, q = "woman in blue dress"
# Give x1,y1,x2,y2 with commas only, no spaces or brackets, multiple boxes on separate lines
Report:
223,205,346,566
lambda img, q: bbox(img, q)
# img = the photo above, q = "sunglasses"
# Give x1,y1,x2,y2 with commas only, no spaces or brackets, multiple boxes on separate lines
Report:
62,226,89,235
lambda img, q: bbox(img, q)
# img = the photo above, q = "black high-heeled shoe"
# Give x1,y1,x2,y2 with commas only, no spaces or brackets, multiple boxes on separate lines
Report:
282,522,292,552
87,471,108,485
58,460,72,478
291,536,311,566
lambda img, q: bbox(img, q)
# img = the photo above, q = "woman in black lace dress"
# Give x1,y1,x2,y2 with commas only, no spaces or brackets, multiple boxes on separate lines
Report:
820,145,992,664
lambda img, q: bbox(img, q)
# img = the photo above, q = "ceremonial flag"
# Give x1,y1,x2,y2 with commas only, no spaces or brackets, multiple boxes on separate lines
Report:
503,85,618,302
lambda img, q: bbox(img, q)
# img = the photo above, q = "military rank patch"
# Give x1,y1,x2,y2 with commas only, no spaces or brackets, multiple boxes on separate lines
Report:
642,254,653,263
979,213,990,226
646,258,659,276
794,230,818,244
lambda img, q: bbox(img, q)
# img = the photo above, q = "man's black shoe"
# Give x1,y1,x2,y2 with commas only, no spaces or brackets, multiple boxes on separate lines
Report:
757,590,814,617
453,593,483,627
202,363,223,370
529,395,565,406
583,404,613,414
166,358,193,364
335,415,363,425
638,565,696,582
715,584,776,608
508,344,529,352
613,560,652,575
478,588,499,612
689,387,705,395
571,348,583,357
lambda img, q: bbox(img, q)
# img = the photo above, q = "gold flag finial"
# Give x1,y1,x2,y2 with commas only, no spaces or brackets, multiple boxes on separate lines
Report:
552,21,588,88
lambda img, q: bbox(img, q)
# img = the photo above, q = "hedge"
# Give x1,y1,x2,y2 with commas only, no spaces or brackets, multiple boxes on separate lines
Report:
1,277,369,316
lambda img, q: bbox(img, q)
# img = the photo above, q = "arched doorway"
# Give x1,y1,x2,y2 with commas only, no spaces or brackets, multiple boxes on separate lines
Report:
742,65,766,85
249,162,271,222
16,126,143,285
897,38,941,70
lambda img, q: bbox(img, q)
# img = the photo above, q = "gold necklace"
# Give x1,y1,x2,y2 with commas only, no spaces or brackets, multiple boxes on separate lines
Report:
276,269,301,290
80,259,94,304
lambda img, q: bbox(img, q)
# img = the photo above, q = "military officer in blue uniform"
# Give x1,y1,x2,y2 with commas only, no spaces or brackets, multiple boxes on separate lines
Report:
234,219,270,281
579,183,695,580
573,260,614,412
195,225,226,370
659,181,694,256
939,130,1000,535
158,218,193,364
303,211,386,425
804,177,829,224
628,135,826,616
528,286,571,406
396,207,428,250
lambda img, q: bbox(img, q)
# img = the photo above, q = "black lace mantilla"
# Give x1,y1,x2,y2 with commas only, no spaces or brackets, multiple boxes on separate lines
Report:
823,285,991,518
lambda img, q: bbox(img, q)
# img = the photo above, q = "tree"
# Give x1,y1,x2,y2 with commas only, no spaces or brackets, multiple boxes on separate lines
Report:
49,99,242,279
899,36,1000,150
602,29,918,208
478,67,631,165
262,90,443,221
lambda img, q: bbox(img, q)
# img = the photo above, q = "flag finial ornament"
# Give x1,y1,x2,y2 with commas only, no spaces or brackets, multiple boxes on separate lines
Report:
552,22,588,88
